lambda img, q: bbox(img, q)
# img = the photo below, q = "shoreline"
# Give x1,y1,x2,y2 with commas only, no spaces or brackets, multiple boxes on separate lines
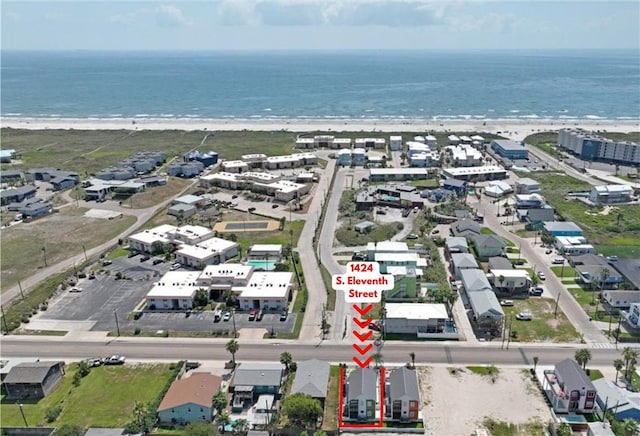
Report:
2,117,639,140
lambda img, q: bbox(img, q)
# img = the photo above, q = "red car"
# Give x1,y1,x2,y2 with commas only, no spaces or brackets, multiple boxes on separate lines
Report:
368,322,382,331
248,309,258,321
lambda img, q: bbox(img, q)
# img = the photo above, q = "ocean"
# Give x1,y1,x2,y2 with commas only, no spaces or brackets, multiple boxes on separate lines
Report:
1,50,639,122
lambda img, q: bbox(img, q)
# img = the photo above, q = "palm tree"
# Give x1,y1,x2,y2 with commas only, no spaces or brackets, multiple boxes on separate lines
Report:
614,358,625,384
498,275,506,291
574,348,592,371
621,418,640,436
217,412,231,434
623,347,639,381
279,351,293,372
225,339,239,367
373,351,383,369
409,352,416,369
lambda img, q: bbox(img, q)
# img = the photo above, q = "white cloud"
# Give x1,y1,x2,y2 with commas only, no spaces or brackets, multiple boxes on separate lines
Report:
155,4,192,27
211,0,449,27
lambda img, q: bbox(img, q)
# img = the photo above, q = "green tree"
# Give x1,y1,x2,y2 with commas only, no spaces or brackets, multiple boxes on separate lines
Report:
281,393,323,428
53,425,84,436
194,288,209,307
183,421,219,436
76,360,91,377
556,422,573,436
614,358,625,383
273,263,290,272
280,351,293,372
575,349,592,371
212,389,228,415
226,339,239,366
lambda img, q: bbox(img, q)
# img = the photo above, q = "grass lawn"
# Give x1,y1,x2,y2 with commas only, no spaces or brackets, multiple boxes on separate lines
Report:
322,366,340,431
408,179,439,189
0,363,174,427
467,365,499,376
235,220,305,251
106,247,131,260
320,264,336,311
588,369,604,381
550,265,576,278
335,222,402,246
502,299,581,343
1,207,136,293
569,286,598,312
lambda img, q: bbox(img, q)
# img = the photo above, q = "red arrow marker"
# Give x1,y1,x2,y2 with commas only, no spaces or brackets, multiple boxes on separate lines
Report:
353,343,373,355
353,330,373,342
353,317,372,329
353,304,373,317
353,356,373,368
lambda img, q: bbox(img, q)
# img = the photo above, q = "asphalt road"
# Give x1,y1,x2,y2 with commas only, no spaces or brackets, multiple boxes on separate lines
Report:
0,336,627,367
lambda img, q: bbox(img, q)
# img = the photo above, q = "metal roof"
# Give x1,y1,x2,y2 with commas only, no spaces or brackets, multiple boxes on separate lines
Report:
290,359,330,399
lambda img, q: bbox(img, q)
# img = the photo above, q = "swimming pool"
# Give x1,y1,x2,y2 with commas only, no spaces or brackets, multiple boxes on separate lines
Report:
246,260,277,270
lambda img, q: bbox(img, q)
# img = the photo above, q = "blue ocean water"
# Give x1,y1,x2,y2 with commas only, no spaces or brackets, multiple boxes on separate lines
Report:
1,50,639,121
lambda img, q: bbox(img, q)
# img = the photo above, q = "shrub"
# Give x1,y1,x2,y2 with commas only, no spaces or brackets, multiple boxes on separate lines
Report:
45,405,62,423
134,327,141,335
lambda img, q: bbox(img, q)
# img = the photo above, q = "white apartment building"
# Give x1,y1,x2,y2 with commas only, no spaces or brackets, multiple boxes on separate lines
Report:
175,237,239,268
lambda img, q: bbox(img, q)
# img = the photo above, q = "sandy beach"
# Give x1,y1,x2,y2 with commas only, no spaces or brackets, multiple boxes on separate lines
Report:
2,117,638,141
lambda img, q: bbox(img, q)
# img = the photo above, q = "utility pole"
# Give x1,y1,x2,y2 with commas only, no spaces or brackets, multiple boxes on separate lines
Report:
114,309,120,337
42,246,48,267
1,305,9,333
615,316,622,350
17,280,25,299
82,244,88,261
506,315,514,349
232,309,237,338
554,293,561,318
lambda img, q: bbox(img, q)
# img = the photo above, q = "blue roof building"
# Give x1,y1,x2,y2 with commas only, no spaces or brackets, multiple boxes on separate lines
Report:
491,140,528,159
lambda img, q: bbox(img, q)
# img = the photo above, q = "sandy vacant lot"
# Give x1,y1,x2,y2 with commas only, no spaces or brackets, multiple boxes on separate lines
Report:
420,366,552,436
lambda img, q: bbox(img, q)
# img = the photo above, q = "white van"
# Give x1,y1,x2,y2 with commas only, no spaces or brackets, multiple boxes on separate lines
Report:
516,312,533,321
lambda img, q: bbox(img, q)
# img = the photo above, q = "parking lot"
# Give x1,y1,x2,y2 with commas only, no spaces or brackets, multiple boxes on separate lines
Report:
36,255,296,334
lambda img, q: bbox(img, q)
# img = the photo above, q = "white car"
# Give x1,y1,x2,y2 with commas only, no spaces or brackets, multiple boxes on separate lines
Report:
537,272,546,280
222,311,231,321
69,287,83,293
516,312,533,321
500,300,514,307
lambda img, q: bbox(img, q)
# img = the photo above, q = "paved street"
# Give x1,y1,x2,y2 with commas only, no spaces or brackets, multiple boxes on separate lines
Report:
0,335,626,367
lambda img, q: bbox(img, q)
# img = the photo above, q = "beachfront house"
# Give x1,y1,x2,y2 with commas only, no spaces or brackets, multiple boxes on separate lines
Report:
345,368,377,422
385,367,421,422
542,359,597,414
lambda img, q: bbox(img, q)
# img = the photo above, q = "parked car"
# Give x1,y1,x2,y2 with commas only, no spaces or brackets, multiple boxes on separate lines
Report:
69,287,83,293
607,255,619,262
102,260,113,266
127,252,138,258
280,310,288,321
516,312,533,321
140,255,150,262
537,271,546,280
431,229,440,234
170,262,181,271
213,310,223,322
232,194,238,199
368,322,382,331
545,249,553,255
223,311,231,322
376,209,386,215
552,258,565,265
257,310,264,321
529,287,544,296
103,355,126,365
406,234,419,240
86,358,103,367
272,204,279,209
352,252,367,261
152,258,163,265
500,300,514,307
513,259,525,266
248,309,258,321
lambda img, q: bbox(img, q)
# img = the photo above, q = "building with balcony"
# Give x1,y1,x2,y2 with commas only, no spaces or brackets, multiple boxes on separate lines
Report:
541,359,597,414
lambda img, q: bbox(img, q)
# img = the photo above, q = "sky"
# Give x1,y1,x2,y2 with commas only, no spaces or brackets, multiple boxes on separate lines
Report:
2,0,639,51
